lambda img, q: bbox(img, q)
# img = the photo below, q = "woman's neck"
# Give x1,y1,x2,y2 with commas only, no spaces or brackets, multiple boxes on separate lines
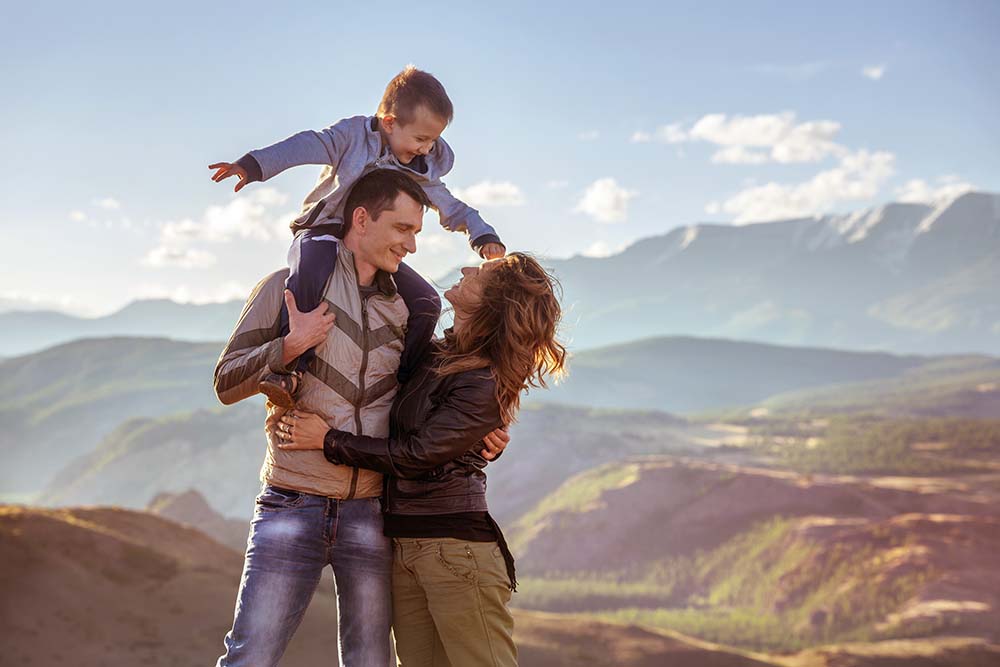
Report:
451,311,472,338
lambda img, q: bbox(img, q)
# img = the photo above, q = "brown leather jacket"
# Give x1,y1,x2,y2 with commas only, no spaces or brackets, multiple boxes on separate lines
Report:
322,345,503,515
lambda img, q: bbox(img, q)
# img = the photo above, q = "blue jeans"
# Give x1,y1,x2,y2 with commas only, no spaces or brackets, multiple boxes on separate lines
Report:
216,486,393,667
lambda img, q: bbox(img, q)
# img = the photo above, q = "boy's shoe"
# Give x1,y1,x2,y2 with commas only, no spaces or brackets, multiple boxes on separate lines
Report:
258,370,302,408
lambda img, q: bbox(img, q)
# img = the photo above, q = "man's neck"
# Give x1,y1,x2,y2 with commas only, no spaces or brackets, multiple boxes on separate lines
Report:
341,234,377,286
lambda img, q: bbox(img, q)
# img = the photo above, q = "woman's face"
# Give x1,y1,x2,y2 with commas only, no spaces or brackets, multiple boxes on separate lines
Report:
444,259,502,315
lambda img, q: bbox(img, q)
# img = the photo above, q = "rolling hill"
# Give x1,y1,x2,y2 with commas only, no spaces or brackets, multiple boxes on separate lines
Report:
0,504,794,667
508,457,1000,652
0,337,224,496
544,336,1000,414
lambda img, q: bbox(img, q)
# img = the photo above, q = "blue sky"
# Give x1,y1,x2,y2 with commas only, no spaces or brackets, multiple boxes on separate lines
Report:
2,0,998,315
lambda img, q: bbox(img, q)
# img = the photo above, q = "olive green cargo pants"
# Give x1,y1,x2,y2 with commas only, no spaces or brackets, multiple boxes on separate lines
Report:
391,537,517,667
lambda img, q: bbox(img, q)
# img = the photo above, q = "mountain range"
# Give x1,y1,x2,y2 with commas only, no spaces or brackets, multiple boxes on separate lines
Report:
7,335,997,504
2,191,997,357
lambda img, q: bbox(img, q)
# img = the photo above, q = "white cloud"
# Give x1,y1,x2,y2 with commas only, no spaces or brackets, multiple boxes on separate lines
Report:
69,210,87,222
578,130,600,141
895,177,976,204
143,188,291,273
158,187,291,245
574,178,638,224
580,240,628,258
716,149,896,223
631,123,687,144
92,197,122,210
129,280,251,305
142,246,217,269
862,64,887,80
687,112,844,164
711,146,771,165
0,291,97,316
451,181,525,207
705,201,721,215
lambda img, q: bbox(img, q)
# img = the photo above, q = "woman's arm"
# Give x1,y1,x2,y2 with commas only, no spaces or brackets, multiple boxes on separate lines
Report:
277,372,503,478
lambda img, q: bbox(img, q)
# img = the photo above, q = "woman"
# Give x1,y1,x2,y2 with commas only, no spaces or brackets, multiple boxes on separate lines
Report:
276,252,566,667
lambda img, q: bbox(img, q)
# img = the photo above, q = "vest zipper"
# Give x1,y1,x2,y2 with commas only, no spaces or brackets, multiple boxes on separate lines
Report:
345,289,370,500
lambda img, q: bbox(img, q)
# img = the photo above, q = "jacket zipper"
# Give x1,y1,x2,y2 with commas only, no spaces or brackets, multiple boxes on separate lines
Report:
345,287,370,500
384,362,432,513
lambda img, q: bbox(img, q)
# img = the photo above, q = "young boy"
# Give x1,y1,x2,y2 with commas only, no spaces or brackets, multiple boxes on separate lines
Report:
209,66,505,407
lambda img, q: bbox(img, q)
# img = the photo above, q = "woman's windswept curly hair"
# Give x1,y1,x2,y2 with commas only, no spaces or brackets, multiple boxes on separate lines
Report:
436,252,568,425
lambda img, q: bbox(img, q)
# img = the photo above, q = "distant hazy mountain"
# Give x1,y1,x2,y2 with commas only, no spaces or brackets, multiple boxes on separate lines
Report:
6,335,997,502
544,191,1000,354
0,337,224,496
0,298,245,356
39,400,711,522
3,192,997,358
543,335,1000,416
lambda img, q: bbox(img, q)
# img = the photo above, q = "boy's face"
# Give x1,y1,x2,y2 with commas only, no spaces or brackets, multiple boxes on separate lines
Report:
381,106,448,165
358,191,424,273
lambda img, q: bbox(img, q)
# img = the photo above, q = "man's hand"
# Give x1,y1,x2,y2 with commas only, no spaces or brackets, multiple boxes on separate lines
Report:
480,243,506,261
282,290,336,366
209,162,251,192
480,426,509,460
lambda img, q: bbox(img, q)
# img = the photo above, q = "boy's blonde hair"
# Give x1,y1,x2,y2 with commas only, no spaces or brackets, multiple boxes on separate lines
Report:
378,65,454,126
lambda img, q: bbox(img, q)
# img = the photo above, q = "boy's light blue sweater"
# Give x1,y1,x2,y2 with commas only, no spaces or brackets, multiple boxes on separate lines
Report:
239,115,500,251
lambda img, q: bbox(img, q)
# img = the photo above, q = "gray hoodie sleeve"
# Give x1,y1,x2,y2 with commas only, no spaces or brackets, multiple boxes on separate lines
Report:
247,117,357,182
422,180,502,252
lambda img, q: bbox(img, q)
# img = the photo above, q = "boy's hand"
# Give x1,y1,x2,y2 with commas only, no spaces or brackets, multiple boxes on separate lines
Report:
282,290,336,366
209,162,250,192
481,243,506,260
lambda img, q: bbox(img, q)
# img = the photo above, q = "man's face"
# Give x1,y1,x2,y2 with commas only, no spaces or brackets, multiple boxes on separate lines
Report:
359,192,424,273
382,106,448,165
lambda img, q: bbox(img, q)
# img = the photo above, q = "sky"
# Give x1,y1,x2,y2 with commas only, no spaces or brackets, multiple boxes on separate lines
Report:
2,0,998,316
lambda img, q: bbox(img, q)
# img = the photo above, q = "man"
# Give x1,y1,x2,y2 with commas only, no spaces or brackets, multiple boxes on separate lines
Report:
211,169,506,667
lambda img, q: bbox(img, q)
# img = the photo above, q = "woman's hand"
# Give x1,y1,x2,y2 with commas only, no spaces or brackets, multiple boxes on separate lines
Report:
481,426,509,460
275,409,330,450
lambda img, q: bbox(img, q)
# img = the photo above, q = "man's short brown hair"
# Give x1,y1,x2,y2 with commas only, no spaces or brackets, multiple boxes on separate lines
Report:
377,65,454,126
341,169,431,236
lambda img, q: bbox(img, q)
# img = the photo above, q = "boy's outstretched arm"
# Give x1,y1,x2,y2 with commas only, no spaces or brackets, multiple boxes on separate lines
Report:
422,181,506,259
208,117,357,189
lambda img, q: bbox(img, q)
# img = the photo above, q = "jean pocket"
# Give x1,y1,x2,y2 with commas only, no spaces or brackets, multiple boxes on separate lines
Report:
256,485,306,511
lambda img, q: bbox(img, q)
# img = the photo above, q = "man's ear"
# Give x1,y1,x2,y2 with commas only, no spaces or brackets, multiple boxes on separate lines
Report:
352,206,369,234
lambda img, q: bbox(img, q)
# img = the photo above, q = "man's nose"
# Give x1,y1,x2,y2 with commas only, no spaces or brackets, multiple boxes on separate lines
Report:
404,235,417,254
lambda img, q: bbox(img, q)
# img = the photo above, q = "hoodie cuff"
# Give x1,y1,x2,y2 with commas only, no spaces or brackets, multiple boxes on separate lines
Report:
236,153,263,183
471,234,504,256
265,337,294,374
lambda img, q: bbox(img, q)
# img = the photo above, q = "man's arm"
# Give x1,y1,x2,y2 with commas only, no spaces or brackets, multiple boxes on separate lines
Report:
214,276,336,405
213,271,289,405
322,372,502,478
421,181,504,255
